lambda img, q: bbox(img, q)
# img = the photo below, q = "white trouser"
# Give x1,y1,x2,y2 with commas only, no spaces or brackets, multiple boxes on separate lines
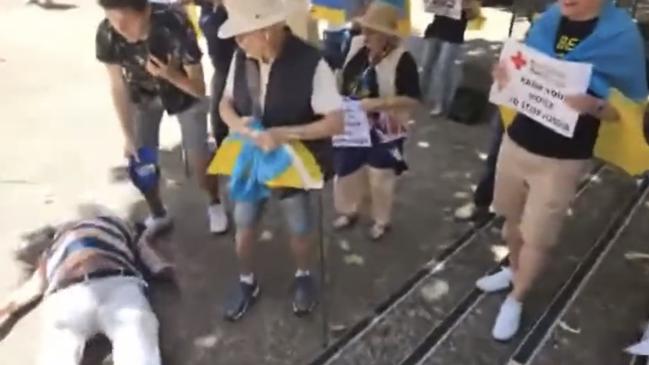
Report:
38,277,161,365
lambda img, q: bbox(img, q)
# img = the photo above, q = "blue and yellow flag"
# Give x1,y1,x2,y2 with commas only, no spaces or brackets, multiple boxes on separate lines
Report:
310,0,347,25
208,122,324,201
311,0,412,34
500,2,649,176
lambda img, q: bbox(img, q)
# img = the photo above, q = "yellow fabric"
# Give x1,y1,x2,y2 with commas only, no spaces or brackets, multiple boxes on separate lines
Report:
208,138,241,175
310,5,347,25
208,138,324,188
266,142,324,188
499,89,649,176
594,90,649,176
184,4,202,38
397,0,412,36
467,13,486,31
467,3,485,31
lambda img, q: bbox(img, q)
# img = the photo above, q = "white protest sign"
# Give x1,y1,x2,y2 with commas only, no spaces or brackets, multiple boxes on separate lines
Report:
489,39,592,138
333,98,372,148
424,0,462,20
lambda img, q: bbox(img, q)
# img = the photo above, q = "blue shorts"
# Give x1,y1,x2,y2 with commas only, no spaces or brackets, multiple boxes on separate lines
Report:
233,191,312,236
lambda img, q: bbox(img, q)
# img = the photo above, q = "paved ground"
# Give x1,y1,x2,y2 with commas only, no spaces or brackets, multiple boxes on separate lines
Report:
2,1,649,365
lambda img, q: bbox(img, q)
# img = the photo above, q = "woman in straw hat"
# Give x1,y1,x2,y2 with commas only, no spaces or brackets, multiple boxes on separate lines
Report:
332,1,421,240
211,0,344,321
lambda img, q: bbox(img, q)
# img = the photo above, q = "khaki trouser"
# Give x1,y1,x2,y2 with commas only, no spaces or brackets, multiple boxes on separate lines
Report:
334,166,397,226
494,134,589,249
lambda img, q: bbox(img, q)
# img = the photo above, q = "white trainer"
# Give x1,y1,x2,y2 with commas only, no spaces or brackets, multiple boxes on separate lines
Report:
145,213,173,235
625,325,649,355
492,295,522,342
454,202,477,220
476,267,513,293
208,203,228,234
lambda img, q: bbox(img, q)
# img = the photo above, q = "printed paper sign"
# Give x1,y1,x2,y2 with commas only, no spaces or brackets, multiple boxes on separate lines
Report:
489,39,592,138
333,99,372,147
424,0,462,20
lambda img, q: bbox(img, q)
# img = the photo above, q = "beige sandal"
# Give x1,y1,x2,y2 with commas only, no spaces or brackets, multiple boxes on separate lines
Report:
369,223,390,241
332,215,358,230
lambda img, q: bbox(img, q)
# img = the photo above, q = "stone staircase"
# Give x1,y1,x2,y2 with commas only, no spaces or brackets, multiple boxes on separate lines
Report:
307,165,649,365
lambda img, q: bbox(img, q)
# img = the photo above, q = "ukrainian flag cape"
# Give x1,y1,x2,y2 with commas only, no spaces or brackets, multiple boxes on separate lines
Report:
501,2,649,175
208,121,324,202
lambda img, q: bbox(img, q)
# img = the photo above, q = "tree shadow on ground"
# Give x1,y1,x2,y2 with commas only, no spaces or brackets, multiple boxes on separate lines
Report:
28,2,78,11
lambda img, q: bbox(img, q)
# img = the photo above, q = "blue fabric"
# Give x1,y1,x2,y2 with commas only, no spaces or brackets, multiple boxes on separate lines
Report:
128,147,159,194
525,2,648,101
228,121,293,202
334,130,407,177
47,237,140,282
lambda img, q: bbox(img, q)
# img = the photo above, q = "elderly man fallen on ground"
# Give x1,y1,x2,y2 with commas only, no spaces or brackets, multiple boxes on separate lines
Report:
0,215,172,365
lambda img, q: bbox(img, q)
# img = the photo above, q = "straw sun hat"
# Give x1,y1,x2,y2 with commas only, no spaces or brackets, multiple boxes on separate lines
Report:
219,0,288,39
354,1,403,38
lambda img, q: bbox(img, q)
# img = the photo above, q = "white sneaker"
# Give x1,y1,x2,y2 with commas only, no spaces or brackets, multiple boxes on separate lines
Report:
454,202,477,220
429,105,443,117
626,339,649,356
625,325,649,355
476,267,513,293
492,295,522,342
145,214,173,235
208,203,228,234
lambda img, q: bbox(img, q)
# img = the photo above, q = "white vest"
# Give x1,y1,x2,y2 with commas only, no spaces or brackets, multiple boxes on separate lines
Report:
343,35,408,98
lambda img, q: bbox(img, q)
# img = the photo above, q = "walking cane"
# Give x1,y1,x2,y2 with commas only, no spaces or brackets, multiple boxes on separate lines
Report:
631,0,640,19
317,190,330,348
508,0,517,37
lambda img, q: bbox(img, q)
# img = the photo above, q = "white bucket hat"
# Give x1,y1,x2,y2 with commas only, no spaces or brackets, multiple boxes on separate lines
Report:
219,0,289,39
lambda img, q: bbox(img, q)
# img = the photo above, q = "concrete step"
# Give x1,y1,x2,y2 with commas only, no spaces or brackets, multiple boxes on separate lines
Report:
415,168,640,365
528,185,649,365
309,166,649,365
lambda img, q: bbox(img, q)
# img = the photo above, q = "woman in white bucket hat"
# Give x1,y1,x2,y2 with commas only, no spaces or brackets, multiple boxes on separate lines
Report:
212,0,344,321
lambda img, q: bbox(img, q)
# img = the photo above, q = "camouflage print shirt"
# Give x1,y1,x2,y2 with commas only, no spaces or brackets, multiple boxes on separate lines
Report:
95,5,202,114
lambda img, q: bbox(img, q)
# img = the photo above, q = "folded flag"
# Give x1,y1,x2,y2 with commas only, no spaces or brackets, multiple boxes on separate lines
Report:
208,121,325,202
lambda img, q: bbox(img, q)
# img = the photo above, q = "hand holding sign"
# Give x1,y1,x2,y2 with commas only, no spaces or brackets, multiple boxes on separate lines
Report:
492,61,510,91
424,0,462,20
489,40,593,138
333,98,372,148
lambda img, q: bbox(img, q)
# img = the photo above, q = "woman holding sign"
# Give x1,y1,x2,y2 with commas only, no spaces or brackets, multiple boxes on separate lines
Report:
332,2,420,240
478,0,648,341
421,0,480,116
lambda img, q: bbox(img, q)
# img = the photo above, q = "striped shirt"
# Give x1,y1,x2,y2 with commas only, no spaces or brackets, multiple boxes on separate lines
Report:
44,216,143,295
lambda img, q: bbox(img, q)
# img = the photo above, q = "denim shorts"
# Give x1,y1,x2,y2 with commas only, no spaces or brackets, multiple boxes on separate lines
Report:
233,191,312,236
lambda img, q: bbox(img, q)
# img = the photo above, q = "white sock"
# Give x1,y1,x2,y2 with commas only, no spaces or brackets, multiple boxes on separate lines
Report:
240,273,255,285
476,266,513,293
492,295,522,341
295,269,310,278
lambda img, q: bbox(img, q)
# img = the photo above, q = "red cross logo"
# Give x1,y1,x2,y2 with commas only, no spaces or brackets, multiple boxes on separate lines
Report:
510,51,527,70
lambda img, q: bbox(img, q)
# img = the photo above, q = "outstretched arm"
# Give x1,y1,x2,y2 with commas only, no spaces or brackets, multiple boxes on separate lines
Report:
0,263,46,329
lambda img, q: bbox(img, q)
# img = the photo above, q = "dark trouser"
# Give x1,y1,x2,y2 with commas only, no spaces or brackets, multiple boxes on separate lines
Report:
210,62,230,147
473,110,504,208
